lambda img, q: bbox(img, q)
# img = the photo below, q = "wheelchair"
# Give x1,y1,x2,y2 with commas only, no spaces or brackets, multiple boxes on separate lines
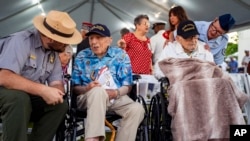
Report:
148,77,172,141
55,74,149,141
130,75,149,141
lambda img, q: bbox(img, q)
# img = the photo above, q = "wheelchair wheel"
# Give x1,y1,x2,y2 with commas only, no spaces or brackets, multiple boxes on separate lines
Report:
149,93,172,141
159,93,172,141
56,113,72,141
163,100,172,141
55,122,66,141
135,95,149,141
55,115,74,141
149,94,161,141
55,110,85,141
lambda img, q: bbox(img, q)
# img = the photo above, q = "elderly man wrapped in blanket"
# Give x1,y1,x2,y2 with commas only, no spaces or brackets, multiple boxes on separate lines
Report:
154,20,249,141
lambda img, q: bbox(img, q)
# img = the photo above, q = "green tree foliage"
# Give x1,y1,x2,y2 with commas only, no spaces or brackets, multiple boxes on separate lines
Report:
225,42,238,56
225,33,238,59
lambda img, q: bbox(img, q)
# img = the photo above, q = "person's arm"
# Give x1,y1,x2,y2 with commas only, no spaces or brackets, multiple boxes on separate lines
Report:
117,39,126,49
73,80,131,100
214,36,229,65
150,37,156,54
105,50,133,100
71,50,100,95
106,85,132,100
73,80,101,95
153,47,169,79
49,81,65,92
0,69,64,105
169,31,175,42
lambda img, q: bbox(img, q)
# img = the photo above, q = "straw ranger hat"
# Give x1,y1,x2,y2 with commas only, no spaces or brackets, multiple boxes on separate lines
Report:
33,10,82,44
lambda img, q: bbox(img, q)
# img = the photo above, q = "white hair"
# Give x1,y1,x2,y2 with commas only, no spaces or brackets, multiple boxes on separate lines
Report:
65,45,73,56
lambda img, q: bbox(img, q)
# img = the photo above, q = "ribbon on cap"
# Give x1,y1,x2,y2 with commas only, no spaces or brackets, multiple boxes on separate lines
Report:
43,18,74,38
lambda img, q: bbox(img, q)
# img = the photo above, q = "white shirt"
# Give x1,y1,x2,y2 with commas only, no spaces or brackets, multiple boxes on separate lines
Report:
154,40,214,79
242,56,250,66
150,30,166,65
241,55,250,73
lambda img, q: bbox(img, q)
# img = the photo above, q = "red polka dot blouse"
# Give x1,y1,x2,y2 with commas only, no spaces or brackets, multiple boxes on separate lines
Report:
123,33,152,74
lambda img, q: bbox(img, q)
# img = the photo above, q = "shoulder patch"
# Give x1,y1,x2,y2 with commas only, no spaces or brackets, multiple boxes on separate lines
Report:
222,48,226,56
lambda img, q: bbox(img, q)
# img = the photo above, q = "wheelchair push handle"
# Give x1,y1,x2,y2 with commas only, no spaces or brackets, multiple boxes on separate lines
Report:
133,74,141,81
64,74,71,80
158,77,169,86
159,77,170,95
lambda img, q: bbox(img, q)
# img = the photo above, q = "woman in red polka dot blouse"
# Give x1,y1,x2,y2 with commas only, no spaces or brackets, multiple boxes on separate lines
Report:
118,14,152,74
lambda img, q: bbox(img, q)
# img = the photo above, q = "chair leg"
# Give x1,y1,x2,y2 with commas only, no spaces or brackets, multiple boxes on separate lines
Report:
105,119,116,141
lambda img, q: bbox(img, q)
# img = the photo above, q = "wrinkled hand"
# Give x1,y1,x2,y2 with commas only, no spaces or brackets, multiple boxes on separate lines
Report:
117,39,126,49
204,44,210,51
86,80,101,91
40,86,65,105
106,89,117,100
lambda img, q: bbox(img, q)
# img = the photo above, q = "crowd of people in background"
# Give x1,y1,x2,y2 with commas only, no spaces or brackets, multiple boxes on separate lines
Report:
61,5,245,76
115,6,240,75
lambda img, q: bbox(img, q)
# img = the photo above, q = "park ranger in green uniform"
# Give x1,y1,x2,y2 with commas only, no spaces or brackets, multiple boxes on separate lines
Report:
0,10,81,141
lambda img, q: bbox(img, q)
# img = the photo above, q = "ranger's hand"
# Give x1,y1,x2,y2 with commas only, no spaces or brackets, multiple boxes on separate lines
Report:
40,86,64,105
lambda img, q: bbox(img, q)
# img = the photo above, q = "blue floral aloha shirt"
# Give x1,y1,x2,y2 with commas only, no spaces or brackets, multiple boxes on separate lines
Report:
71,46,133,88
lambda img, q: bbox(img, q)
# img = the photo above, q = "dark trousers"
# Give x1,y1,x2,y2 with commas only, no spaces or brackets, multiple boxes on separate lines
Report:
0,87,68,141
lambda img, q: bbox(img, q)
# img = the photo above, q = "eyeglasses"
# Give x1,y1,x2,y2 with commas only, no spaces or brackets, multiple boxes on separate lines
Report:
210,22,224,36
140,21,150,27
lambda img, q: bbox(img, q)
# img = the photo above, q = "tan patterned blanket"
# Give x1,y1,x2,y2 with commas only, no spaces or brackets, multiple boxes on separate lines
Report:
159,58,249,141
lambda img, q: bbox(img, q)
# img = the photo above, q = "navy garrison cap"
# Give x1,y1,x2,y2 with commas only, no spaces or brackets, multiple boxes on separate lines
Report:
218,14,235,31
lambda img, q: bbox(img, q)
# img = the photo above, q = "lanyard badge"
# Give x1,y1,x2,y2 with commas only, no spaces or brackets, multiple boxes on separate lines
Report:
49,53,55,64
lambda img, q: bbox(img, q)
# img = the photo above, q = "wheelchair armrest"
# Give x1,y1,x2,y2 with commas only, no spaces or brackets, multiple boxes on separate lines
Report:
133,74,141,81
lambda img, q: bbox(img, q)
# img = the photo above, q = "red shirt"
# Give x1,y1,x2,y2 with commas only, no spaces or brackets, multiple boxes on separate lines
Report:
123,33,152,74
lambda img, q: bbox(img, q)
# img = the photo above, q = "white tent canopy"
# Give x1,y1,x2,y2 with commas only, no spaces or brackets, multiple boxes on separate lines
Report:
1,0,250,44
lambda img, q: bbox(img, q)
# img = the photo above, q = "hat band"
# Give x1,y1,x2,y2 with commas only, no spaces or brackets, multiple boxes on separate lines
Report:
43,19,74,38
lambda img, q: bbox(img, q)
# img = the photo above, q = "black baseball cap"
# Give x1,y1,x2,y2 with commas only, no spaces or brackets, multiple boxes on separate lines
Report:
177,20,199,39
86,23,111,37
